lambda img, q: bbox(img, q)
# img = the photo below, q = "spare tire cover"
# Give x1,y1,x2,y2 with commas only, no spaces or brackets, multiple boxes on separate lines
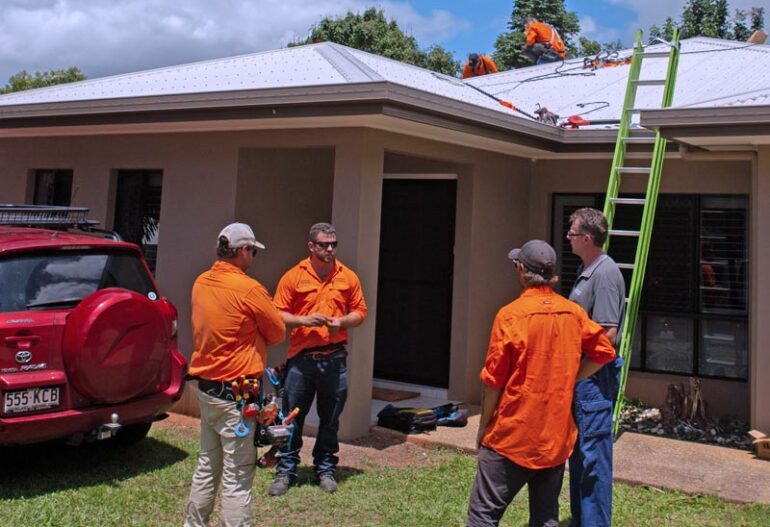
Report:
63,288,169,404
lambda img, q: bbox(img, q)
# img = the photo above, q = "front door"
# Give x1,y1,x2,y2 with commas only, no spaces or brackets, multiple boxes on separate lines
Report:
374,178,456,388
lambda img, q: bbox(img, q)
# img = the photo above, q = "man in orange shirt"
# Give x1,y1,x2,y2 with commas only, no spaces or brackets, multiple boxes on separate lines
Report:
466,240,615,527
185,223,285,527
523,17,566,64
268,222,367,496
462,53,499,79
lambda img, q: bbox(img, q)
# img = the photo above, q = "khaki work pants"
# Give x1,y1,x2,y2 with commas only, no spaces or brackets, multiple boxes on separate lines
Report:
184,391,257,527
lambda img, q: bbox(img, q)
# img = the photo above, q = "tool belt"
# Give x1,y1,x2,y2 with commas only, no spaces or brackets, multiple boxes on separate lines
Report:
196,377,260,402
298,341,347,359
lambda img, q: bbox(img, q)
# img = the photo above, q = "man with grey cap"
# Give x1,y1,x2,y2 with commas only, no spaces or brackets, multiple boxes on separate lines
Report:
467,240,615,527
185,223,285,527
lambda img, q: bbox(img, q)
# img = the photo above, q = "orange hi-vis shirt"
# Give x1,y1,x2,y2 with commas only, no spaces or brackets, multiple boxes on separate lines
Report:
526,21,566,58
274,258,367,359
189,261,285,381
480,286,615,469
462,55,499,79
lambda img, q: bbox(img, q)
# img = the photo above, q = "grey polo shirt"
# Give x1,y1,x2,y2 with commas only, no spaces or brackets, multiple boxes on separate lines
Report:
569,253,626,347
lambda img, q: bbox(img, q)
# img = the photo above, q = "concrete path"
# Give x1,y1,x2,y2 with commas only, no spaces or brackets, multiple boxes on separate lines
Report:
371,406,770,505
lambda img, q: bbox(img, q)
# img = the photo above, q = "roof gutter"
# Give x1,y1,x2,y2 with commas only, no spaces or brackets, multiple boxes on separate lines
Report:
0,80,625,153
641,105,770,137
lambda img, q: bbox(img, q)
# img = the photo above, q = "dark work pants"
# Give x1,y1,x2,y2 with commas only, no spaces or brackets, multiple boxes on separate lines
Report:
523,43,562,64
467,446,564,527
275,351,348,479
568,358,622,527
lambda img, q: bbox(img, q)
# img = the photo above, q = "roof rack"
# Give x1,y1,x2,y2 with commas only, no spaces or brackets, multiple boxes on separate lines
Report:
0,204,100,227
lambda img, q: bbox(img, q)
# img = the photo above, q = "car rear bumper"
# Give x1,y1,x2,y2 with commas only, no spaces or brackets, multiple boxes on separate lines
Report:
0,353,186,445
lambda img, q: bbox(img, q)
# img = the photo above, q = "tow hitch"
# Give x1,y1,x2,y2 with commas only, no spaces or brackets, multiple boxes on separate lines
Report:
97,413,122,440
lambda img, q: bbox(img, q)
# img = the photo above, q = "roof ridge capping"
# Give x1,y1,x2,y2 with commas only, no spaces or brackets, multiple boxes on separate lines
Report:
314,43,384,83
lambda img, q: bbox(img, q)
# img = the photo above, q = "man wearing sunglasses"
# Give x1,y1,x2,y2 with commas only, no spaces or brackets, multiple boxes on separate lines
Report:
269,222,367,496
185,223,285,527
566,208,626,527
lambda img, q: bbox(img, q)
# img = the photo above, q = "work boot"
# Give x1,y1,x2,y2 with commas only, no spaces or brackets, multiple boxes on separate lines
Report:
268,475,291,497
318,473,337,493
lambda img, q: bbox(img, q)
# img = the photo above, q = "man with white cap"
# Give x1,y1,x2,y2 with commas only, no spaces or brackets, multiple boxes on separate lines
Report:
184,222,286,527
466,240,615,527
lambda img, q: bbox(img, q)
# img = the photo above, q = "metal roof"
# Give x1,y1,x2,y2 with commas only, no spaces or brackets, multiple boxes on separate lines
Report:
0,37,767,130
469,37,770,126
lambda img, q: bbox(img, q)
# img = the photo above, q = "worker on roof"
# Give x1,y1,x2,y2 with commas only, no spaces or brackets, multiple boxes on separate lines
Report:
523,17,566,64
462,53,498,79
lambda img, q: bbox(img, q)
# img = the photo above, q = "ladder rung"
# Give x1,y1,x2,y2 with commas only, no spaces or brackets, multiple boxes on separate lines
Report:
633,79,666,86
639,51,671,58
622,136,656,144
616,167,651,175
609,229,640,237
611,198,646,205
617,263,635,270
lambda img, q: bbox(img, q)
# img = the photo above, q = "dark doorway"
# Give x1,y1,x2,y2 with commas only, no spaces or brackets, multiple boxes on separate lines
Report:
374,179,456,388
113,170,163,273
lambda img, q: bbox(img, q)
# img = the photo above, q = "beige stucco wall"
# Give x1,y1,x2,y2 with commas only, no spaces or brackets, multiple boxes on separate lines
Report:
751,146,770,431
1,126,763,432
0,127,534,437
530,156,754,421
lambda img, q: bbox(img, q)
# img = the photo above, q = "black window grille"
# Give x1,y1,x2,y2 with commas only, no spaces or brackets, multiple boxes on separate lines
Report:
33,169,73,206
552,193,748,381
113,170,163,274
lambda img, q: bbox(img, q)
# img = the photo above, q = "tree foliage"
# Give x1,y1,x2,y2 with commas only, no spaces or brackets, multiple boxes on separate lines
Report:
649,17,679,43
1,67,86,94
681,0,729,38
578,37,623,56
648,1,765,43
732,9,750,41
290,8,460,76
750,7,766,32
493,0,581,70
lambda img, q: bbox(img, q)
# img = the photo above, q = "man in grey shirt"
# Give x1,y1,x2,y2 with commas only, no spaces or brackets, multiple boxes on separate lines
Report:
566,207,625,527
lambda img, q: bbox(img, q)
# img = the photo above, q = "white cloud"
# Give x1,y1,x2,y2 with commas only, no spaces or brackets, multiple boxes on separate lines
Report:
578,15,622,45
0,0,470,83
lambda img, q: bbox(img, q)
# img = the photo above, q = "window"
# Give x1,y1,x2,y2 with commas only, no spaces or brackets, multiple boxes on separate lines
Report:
0,249,156,313
32,169,73,206
552,194,748,380
113,170,163,273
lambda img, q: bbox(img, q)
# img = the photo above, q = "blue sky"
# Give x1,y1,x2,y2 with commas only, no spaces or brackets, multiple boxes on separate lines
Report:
409,0,764,58
0,0,765,83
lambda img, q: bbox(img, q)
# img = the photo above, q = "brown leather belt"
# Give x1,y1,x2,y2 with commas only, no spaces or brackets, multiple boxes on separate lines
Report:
299,342,347,359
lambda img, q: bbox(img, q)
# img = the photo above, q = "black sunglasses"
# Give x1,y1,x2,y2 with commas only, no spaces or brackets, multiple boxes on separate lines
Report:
313,241,338,250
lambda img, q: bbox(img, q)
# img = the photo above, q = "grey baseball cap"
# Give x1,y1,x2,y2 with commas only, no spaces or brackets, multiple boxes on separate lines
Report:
508,239,556,279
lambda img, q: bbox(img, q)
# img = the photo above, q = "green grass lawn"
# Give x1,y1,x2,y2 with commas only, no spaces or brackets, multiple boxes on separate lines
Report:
1,426,768,527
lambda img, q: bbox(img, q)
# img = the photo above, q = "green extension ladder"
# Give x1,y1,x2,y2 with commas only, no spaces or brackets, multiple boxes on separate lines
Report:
604,28,681,435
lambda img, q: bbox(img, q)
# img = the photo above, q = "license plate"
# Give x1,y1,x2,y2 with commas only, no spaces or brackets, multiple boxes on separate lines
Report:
3,387,60,414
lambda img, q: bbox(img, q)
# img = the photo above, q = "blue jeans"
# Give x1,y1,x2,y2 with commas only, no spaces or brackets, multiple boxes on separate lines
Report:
568,357,623,527
275,350,348,479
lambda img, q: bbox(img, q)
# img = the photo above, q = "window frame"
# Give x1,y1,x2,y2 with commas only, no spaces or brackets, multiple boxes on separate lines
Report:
551,192,749,382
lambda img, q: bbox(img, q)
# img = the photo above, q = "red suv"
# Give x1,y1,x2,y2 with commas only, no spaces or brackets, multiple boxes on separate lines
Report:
0,206,186,446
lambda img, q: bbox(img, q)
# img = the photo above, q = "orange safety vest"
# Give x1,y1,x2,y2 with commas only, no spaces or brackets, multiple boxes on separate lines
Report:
526,21,566,58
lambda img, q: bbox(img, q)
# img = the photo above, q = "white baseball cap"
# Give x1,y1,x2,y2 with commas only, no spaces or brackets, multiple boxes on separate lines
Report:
218,222,265,250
